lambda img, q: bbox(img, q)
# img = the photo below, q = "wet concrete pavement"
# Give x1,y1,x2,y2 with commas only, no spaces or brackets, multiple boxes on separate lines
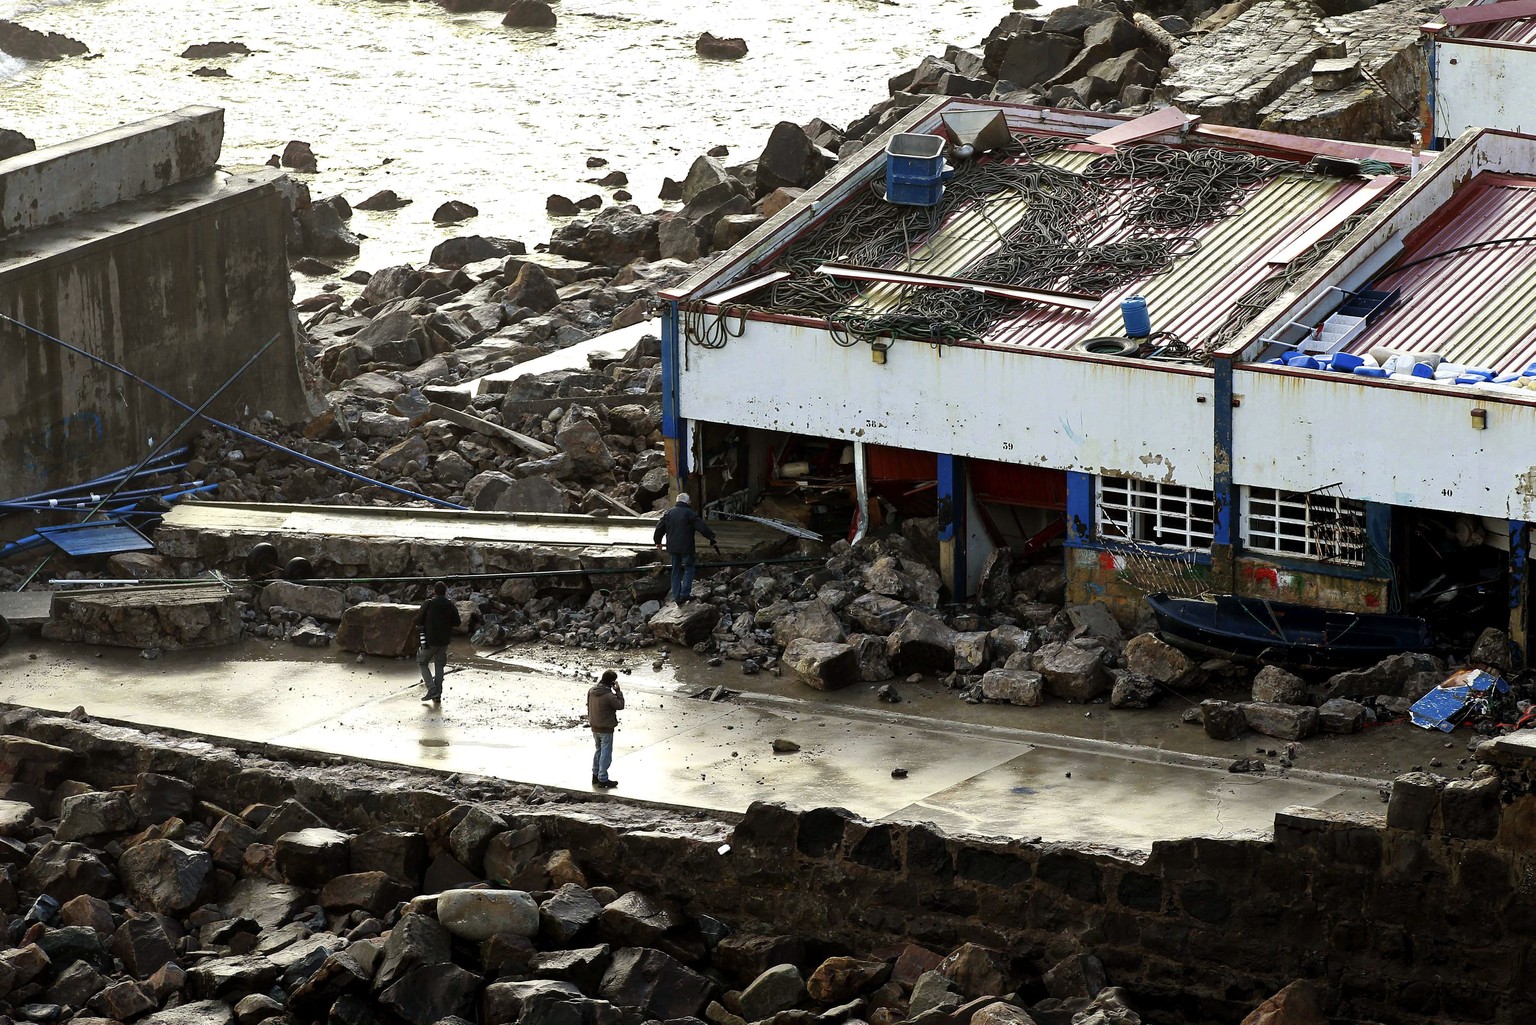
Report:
0,634,1446,851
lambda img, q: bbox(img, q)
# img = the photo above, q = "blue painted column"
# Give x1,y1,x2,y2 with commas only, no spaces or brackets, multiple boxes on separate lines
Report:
936,454,967,601
1211,357,1234,548
1210,356,1236,591
660,301,689,486
1510,520,1529,670
1065,471,1094,546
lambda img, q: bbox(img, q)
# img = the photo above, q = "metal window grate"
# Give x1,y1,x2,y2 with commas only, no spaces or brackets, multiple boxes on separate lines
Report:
1097,476,1215,550
1243,486,1366,565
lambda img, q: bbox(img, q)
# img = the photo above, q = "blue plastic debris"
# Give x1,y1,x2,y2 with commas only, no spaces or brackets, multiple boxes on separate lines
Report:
1409,669,1510,732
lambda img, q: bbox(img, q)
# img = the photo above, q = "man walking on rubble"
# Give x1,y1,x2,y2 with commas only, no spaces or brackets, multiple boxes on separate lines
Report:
415,580,460,706
588,669,625,788
653,492,719,604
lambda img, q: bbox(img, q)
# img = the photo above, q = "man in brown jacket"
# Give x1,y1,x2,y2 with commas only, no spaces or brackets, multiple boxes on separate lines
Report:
587,670,625,788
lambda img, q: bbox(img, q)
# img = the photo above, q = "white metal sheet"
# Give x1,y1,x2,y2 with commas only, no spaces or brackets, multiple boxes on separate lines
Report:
678,319,1215,486
1433,41,1534,138
1233,367,1536,519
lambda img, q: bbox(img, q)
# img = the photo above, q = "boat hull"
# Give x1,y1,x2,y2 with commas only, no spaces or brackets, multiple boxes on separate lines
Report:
1146,592,1432,670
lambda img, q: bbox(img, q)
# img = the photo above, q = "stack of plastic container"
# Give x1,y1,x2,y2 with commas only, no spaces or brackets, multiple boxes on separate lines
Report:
1266,348,1536,393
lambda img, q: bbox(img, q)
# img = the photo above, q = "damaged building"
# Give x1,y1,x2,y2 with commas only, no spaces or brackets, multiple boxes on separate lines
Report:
657,96,1536,664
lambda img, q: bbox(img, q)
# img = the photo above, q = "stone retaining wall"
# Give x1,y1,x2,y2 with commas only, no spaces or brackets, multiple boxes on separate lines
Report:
6,710,1532,1025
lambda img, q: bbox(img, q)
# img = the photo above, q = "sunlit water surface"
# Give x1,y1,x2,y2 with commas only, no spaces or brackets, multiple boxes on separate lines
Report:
1,0,1014,272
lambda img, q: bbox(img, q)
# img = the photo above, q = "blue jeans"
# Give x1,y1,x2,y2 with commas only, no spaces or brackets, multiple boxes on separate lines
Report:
418,643,448,696
592,731,614,782
669,553,696,602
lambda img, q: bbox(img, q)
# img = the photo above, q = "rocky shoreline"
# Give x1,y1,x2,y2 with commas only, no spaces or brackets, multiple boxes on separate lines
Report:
0,710,1375,1025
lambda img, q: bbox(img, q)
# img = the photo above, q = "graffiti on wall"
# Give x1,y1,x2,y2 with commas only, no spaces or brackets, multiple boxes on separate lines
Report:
19,410,104,484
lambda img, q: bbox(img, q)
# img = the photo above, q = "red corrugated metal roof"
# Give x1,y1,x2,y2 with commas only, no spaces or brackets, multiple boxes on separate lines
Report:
1342,172,1536,374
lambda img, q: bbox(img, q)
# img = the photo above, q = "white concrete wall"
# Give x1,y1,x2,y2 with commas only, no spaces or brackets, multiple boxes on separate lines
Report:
679,318,1215,487
1433,40,1536,139
0,106,224,237
1234,365,1536,518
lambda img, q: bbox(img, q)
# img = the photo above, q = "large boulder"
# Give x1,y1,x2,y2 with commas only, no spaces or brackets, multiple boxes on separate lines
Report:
782,639,858,691
1252,665,1307,705
555,418,616,478
844,593,912,636
118,841,212,915
1242,702,1319,741
258,580,346,623
648,603,721,645
274,828,352,888
887,610,957,674
754,121,828,198
549,206,660,265
771,599,847,645
739,964,806,1020
1323,652,1443,700
503,0,557,28
1123,633,1193,684
980,669,1043,706
1201,699,1248,741
806,956,889,1005
696,32,748,59
599,947,712,1020
848,633,895,682
438,889,539,941
56,791,136,842
1031,642,1108,702
336,602,420,658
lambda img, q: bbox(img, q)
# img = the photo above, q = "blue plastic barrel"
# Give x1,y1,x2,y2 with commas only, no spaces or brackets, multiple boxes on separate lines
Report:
1354,366,1389,378
1456,375,1484,385
1121,296,1150,338
1411,362,1434,378
1332,352,1365,371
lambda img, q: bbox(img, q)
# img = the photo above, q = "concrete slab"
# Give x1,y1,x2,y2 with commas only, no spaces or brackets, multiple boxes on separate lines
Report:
156,503,779,557
0,590,52,627
468,321,657,397
0,637,1379,851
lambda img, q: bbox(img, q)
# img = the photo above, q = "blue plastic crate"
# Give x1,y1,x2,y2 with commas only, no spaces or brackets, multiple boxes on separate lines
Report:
886,133,945,177
886,177,944,206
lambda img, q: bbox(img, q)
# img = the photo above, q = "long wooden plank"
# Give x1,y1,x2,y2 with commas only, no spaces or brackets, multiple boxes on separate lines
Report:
1082,105,1197,147
815,263,1099,311
421,403,556,458
1191,123,1425,166
1442,0,1536,26
1266,175,1401,265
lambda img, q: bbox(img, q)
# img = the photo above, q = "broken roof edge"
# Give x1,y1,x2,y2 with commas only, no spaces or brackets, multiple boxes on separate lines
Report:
661,99,1424,312
1213,126,1536,373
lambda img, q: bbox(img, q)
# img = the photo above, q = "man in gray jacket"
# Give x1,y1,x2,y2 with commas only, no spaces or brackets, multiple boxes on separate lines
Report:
587,670,625,788
653,493,718,604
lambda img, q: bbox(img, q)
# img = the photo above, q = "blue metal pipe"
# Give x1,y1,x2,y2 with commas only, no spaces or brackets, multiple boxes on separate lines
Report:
3,453,190,506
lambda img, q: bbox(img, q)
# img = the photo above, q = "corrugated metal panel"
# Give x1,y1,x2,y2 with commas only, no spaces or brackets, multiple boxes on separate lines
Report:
1342,174,1536,373
36,519,154,556
989,172,1371,351
1459,14,1536,42
971,460,1068,508
840,146,1378,354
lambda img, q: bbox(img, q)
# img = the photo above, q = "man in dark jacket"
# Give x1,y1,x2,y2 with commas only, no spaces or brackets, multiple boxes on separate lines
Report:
587,669,625,788
415,580,460,705
653,493,718,604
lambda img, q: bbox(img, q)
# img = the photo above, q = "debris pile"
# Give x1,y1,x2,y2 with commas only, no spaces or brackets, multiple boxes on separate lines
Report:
0,729,1327,1025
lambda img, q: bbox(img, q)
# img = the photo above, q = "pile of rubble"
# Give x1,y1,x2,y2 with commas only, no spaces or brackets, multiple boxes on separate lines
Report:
0,729,1318,1025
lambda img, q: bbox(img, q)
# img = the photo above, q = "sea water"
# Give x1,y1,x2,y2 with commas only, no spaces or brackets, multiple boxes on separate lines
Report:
0,0,1011,272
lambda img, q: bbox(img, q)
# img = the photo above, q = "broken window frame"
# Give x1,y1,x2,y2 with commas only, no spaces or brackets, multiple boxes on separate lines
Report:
1241,485,1367,566
1095,476,1216,551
